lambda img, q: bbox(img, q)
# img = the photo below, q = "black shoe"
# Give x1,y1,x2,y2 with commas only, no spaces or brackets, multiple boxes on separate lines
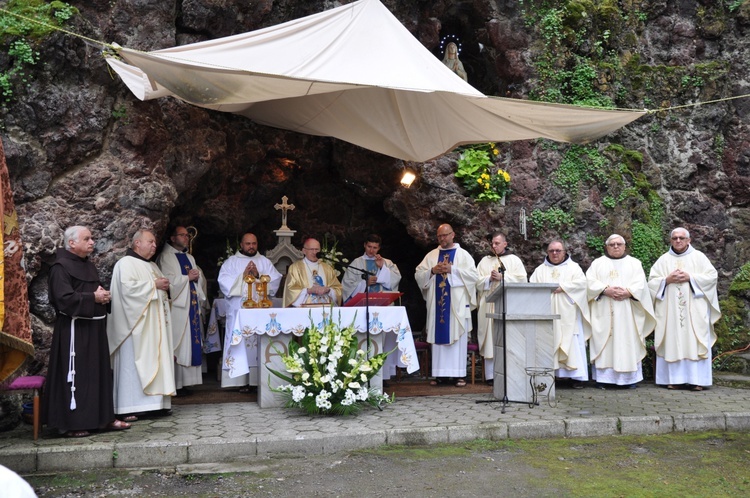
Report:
595,382,607,390
572,381,585,389
175,388,193,397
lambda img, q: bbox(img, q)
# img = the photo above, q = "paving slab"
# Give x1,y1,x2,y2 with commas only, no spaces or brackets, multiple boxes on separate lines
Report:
2,382,750,473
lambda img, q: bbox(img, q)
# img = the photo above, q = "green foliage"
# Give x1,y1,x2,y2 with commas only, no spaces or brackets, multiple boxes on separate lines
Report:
714,262,750,371
727,0,747,13
552,144,608,197
586,234,605,254
454,143,511,203
529,207,575,237
630,220,666,271
0,0,77,102
729,262,750,294
0,0,77,40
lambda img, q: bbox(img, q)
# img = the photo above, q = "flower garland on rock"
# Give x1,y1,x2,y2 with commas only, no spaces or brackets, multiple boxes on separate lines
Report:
268,309,394,415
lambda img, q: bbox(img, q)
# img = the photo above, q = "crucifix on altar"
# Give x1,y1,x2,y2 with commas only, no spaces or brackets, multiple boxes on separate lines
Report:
266,196,301,276
274,196,295,231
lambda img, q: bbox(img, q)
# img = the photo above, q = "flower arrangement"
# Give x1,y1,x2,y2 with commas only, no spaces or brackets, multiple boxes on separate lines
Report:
268,310,394,415
454,142,511,203
320,233,349,276
216,237,237,268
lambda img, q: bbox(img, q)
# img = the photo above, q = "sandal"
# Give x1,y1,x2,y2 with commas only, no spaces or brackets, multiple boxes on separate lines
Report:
690,385,704,391
667,385,678,390
106,420,131,431
119,415,138,422
64,430,90,438
430,379,440,386
455,378,467,387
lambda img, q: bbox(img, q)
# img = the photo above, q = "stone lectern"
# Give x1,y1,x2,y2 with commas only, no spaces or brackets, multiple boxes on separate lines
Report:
485,282,560,403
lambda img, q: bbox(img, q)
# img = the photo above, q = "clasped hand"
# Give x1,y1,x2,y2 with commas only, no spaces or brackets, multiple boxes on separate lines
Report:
94,285,111,304
666,269,690,284
604,286,631,301
155,277,170,291
432,262,451,275
309,284,329,296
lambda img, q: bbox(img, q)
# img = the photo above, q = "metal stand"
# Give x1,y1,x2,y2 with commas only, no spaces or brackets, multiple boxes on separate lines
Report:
341,264,376,386
525,367,557,408
476,264,531,413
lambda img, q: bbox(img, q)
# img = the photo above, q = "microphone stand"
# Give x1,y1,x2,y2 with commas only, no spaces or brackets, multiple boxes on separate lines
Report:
344,264,376,388
476,254,529,413
318,253,376,387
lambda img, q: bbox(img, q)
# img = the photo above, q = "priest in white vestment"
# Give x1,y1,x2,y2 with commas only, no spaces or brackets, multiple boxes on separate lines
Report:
530,240,591,387
217,233,282,389
342,234,402,379
283,237,342,307
476,232,527,385
648,227,720,391
415,224,478,387
587,234,656,388
107,230,175,418
156,226,209,394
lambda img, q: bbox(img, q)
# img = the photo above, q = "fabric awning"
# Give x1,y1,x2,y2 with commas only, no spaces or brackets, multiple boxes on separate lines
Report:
106,0,645,162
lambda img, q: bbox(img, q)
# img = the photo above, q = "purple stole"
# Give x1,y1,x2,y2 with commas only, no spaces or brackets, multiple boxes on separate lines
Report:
434,248,457,344
175,252,202,366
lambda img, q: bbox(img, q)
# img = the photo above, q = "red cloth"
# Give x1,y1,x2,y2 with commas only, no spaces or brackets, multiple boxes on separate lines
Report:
0,137,33,384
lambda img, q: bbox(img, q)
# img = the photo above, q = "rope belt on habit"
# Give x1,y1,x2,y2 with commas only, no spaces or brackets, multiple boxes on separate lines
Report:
60,312,106,411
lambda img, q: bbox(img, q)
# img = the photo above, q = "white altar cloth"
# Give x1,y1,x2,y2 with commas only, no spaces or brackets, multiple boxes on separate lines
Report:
225,306,419,379
204,298,226,354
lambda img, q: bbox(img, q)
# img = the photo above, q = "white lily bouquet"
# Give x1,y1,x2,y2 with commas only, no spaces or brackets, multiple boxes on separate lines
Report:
268,310,395,415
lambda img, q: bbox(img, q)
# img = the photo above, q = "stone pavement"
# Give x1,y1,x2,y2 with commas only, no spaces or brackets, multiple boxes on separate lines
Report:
2,379,750,474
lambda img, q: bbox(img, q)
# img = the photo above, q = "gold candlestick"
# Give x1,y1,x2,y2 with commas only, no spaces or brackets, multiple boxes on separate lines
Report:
242,274,259,308
257,274,273,308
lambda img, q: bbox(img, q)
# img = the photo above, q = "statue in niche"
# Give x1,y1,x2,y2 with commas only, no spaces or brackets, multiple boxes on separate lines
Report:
442,41,468,82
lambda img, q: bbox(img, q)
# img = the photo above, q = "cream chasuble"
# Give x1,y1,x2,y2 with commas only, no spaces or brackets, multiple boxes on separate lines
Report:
108,253,175,401
648,246,720,378
476,253,527,359
530,257,591,373
587,255,656,376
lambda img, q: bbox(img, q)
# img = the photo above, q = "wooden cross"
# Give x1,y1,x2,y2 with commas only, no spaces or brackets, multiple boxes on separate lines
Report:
274,196,295,230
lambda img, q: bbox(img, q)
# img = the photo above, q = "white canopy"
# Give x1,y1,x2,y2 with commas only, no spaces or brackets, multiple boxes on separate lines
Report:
106,0,645,162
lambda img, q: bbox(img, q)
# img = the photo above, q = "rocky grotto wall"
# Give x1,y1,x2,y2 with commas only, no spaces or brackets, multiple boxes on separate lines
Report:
2,0,750,375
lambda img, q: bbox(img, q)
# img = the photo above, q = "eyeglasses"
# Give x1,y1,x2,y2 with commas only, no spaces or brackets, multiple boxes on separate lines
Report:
607,243,624,247
437,232,454,238
671,237,688,241
303,247,320,252
547,249,563,253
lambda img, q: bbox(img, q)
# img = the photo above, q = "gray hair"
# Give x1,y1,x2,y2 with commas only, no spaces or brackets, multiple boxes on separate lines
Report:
547,239,566,251
64,226,86,250
131,229,148,247
671,227,691,239
606,234,626,246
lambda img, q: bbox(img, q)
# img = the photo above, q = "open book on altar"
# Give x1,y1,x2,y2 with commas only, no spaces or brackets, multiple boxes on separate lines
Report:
344,291,403,307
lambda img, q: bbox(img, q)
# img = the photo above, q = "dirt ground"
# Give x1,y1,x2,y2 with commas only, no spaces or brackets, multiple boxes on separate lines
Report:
24,431,750,497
